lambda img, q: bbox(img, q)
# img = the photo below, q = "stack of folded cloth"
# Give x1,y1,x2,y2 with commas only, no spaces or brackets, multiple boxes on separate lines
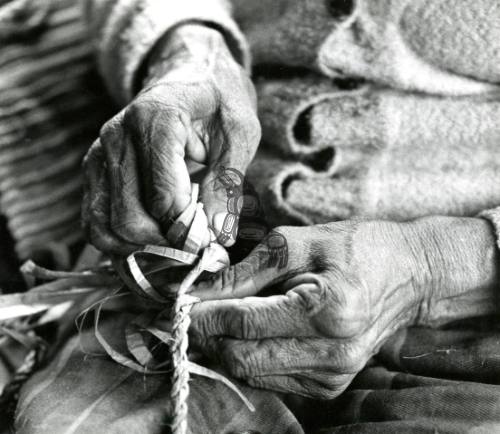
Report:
246,0,500,226
248,76,500,226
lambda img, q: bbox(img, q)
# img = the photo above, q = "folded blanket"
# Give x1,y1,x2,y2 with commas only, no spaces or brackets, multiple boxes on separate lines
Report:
250,76,500,225
316,0,500,95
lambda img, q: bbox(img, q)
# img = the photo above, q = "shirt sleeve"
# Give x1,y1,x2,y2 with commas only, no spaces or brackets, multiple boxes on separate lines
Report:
82,0,250,105
480,207,500,250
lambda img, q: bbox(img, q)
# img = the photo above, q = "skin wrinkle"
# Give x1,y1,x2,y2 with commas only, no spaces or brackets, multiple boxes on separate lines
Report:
226,337,359,377
85,21,261,251
189,211,500,399
76,3,500,404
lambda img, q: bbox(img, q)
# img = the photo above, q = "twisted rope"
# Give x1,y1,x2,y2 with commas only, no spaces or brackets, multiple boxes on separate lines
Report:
169,247,220,434
171,293,196,434
0,183,253,432
122,185,252,434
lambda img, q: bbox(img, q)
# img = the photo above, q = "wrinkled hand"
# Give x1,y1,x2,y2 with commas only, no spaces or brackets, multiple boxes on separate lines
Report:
190,216,500,398
189,221,429,398
82,24,261,255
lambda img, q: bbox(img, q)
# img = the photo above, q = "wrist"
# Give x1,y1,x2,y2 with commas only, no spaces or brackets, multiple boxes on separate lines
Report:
403,216,500,326
143,23,234,87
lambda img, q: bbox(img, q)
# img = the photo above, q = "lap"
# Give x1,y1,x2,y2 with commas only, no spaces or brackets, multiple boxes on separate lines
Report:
14,314,500,434
14,313,302,434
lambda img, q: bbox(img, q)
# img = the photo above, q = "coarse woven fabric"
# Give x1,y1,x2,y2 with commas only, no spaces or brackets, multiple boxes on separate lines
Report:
14,313,500,433
249,75,500,225
1,0,500,432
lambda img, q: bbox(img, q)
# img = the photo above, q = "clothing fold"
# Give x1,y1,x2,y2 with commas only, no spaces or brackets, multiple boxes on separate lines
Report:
252,75,500,225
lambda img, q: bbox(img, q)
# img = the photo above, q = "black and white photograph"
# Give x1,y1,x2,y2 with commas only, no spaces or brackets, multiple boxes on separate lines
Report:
1,1,500,433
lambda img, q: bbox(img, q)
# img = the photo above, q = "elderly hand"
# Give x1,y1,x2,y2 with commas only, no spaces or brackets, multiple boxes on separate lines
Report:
82,24,260,255
189,217,499,398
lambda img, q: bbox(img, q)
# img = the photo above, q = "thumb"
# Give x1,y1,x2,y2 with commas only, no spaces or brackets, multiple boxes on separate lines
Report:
201,162,247,247
200,115,261,246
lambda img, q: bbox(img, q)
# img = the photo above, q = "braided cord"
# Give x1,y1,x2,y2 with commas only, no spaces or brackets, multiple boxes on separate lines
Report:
170,259,207,434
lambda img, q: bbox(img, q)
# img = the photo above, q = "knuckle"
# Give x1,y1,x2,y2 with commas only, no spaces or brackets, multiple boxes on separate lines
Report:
293,275,329,315
312,283,368,338
336,285,370,334
99,116,123,144
337,342,367,374
122,102,146,129
221,343,255,379
227,306,254,339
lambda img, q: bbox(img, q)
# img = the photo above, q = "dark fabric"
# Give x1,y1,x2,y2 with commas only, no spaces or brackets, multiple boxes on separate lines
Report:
14,315,500,433
14,313,303,434
291,317,500,433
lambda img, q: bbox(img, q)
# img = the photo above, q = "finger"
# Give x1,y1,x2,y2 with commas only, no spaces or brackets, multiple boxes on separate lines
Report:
83,142,141,256
191,295,309,340
200,110,261,246
201,337,364,380
190,229,299,300
124,103,192,228
247,371,353,400
191,274,367,341
191,280,337,340
100,115,166,245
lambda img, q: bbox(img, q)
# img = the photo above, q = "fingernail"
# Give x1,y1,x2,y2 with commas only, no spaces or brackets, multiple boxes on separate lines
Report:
212,212,237,245
212,212,227,232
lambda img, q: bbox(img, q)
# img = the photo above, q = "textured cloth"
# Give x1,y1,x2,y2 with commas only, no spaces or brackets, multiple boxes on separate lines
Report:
14,314,500,433
233,0,500,94
14,313,303,434
249,76,500,225
2,0,500,433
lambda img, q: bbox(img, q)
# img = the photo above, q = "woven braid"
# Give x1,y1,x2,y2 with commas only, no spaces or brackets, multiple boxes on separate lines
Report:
171,295,194,434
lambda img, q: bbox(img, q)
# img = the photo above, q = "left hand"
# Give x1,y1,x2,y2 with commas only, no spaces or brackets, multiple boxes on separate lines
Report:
81,24,261,256
189,221,427,398
189,217,500,398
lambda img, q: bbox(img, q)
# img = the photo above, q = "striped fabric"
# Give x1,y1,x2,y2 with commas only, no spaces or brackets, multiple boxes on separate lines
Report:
0,0,113,261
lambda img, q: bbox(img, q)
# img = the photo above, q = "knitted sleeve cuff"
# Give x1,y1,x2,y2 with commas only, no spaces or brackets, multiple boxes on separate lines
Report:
480,207,500,250
89,0,250,105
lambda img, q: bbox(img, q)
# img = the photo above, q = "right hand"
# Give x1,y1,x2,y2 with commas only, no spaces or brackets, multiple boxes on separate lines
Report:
82,24,261,256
